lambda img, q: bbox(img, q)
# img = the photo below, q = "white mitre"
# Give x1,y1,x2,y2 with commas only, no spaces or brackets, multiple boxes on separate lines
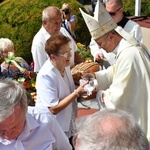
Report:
80,0,148,51
79,0,117,40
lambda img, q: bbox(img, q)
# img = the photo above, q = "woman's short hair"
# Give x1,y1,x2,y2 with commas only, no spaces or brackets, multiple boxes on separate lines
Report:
0,38,14,53
45,33,70,56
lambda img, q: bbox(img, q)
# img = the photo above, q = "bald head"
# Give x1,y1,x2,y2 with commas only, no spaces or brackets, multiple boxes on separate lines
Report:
74,109,149,150
42,6,61,22
42,6,62,35
99,115,128,135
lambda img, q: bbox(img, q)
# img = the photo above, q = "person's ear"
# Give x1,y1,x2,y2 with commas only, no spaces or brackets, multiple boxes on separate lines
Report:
42,19,47,26
108,32,115,40
50,54,56,60
120,7,124,13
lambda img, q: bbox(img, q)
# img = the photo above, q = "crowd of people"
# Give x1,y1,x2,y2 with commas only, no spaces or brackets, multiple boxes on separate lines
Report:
0,0,149,149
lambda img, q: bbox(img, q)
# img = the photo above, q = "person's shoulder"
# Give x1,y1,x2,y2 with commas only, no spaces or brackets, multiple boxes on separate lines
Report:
16,56,26,63
70,14,76,20
28,106,57,126
60,27,76,44
37,60,58,81
118,40,141,58
33,27,43,38
127,19,141,28
28,106,50,115
60,27,68,34
60,27,72,38
28,106,55,119
32,26,49,43
38,60,53,74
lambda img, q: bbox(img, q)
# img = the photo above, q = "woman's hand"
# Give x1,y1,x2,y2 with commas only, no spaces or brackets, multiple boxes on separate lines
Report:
76,80,88,96
82,88,97,99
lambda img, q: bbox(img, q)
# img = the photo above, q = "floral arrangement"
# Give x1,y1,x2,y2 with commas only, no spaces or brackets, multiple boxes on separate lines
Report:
5,52,36,93
76,42,93,61
5,52,24,72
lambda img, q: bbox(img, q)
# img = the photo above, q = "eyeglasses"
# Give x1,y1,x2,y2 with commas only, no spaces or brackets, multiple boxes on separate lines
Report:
108,7,122,16
51,20,62,25
58,49,72,58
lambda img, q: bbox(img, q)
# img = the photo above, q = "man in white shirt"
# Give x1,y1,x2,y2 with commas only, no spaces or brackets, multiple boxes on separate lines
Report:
31,6,83,72
90,0,143,68
0,78,72,150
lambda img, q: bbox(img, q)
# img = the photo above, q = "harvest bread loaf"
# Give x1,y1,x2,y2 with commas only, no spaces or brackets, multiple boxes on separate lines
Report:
71,60,99,85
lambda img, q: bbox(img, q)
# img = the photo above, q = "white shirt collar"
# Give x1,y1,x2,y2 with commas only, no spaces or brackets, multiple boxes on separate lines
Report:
41,26,51,40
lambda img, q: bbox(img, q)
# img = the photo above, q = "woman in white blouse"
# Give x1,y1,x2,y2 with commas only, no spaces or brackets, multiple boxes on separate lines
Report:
35,33,87,149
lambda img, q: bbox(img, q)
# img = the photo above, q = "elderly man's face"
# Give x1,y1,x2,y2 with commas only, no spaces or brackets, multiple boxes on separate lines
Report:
0,105,26,140
44,12,62,35
95,33,116,53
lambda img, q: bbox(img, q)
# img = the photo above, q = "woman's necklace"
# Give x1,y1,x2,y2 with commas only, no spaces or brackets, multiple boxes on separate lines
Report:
58,68,65,77
51,61,65,77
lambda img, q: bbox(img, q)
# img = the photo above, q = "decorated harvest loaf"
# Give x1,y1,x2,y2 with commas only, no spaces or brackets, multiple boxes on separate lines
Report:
71,60,100,85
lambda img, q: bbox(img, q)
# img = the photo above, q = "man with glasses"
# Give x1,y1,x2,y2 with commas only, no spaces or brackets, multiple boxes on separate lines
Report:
0,78,72,150
31,6,83,73
90,0,143,69
80,0,150,140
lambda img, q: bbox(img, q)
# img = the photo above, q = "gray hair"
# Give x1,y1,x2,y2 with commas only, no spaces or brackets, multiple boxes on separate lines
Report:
0,38,14,52
74,108,149,150
0,78,28,122
42,6,61,22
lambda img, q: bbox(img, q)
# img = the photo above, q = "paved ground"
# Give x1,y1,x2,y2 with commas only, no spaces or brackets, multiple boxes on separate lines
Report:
78,97,100,109
77,96,100,117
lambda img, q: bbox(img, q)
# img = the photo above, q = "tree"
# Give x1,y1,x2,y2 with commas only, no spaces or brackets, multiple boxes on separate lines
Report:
122,0,150,16
0,0,91,63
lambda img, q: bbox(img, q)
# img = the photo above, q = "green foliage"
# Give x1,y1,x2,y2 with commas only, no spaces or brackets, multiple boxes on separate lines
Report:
77,43,93,61
0,0,91,63
0,0,149,64
122,0,150,16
